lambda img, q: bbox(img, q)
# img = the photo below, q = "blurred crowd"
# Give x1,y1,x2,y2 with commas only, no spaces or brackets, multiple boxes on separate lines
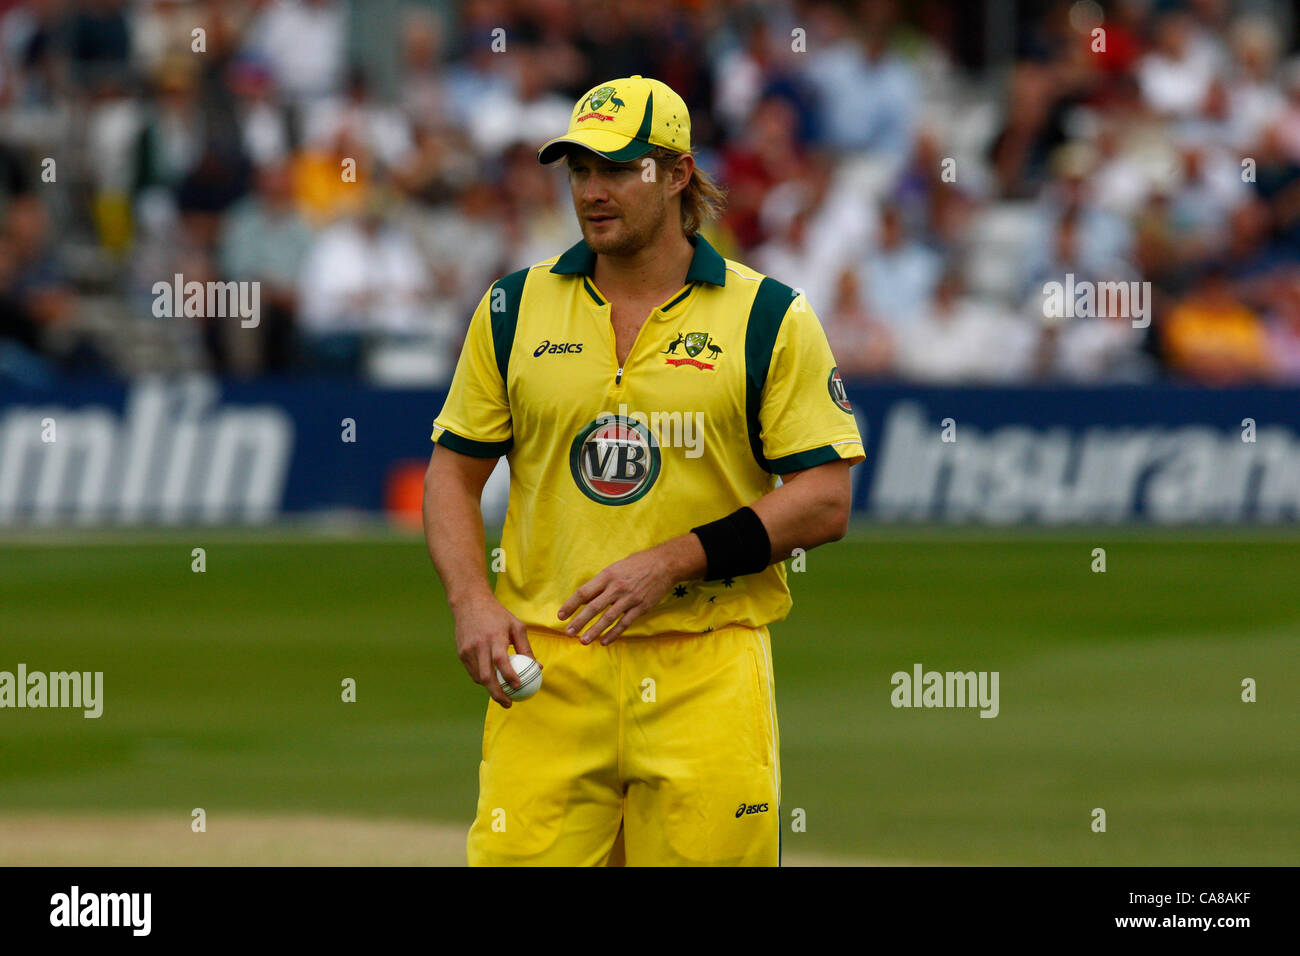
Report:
0,0,1298,386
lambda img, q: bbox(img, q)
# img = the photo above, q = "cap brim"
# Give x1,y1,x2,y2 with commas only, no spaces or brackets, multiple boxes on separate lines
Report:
537,128,656,165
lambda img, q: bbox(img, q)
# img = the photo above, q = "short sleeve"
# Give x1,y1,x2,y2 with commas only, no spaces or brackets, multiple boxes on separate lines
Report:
757,296,865,473
431,286,513,456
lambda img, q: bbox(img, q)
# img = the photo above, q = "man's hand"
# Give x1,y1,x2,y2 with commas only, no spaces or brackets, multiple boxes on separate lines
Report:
454,593,537,707
557,535,706,645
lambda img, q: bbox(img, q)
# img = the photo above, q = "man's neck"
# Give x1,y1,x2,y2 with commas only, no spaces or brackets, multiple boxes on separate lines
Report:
593,229,695,300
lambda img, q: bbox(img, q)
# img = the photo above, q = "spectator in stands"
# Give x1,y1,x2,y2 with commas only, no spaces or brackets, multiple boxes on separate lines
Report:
896,267,1035,383
1166,140,1250,267
753,151,873,317
442,27,516,134
68,0,132,90
713,17,781,144
1160,264,1270,385
500,142,576,273
227,57,291,168
567,0,658,95
217,161,312,374
290,122,371,226
1137,8,1223,119
1027,201,1123,290
1249,126,1300,256
823,266,893,380
397,6,453,131
988,0,1097,201
132,0,200,78
719,94,808,250
1088,119,1151,219
303,64,414,174
0,0,63,111
720,16,819,146
4,193,73,329
244,0,348,108
0,233,51,385
399,176,507,327
0,193,89,378
1275,60,1300,164
1264,274,1300,384
134,61,207,195
1223,198,1289,305
176,140,252,223
804,0,917,180
1224,18,1285,152
393,120,478,206
1133,188,1190,295
1021,205,1151,382
296,190,435,375
857,201,942,330
1090,0,1145,90
893,128,973,254
754,195,828,318
1024,144,1133,291
457,45,574,158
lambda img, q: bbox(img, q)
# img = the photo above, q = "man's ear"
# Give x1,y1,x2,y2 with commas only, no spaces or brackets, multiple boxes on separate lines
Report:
669,154,694,195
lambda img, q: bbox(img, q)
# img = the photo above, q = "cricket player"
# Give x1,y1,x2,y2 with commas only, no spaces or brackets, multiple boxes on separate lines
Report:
423,75,864,866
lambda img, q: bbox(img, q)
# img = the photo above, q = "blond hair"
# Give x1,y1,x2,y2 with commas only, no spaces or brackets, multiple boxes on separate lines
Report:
646,147,727,236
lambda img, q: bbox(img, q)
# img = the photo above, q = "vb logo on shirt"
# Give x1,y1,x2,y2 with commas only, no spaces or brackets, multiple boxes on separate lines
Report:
569,416,661,505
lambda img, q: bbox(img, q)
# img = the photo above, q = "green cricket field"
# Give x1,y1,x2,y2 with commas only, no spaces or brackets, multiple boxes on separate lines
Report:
1,527,1296,865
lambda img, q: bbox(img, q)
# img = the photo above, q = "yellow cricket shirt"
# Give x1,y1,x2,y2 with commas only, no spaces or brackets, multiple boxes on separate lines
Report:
431,233,865,637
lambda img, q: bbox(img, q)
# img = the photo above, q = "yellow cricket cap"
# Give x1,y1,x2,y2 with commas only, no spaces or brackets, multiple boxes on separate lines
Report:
537,75,691,164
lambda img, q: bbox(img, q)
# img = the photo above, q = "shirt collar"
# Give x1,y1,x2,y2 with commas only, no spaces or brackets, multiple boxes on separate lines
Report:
549,232,726,287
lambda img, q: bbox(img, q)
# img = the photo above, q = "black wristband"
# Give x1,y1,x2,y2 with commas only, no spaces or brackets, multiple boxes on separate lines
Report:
690,506,772,581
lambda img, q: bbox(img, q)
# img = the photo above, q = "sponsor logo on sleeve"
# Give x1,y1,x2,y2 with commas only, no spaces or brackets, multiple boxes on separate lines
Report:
828,367,852,412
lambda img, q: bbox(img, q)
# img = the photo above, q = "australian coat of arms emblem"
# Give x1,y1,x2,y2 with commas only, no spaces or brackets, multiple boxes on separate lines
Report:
662,331,722,370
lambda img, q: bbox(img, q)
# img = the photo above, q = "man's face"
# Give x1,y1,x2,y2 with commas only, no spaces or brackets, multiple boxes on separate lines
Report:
566,150,675,256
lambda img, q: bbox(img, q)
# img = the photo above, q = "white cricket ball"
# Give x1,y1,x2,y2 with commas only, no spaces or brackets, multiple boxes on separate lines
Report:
496,653,542,701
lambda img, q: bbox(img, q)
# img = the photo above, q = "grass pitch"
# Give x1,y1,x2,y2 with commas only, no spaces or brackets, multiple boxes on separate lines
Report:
1,528,1297,865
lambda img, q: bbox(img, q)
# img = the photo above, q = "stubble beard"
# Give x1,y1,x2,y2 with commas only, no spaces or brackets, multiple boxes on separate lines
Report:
583,192,668,257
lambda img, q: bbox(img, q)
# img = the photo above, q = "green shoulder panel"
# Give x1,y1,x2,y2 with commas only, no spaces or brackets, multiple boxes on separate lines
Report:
744,276,797,473
489,267,529,385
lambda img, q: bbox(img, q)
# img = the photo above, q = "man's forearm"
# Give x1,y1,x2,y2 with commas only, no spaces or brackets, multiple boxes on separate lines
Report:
648,461,852,584
751,463,852,562
653,532,709,582
424,473,494,611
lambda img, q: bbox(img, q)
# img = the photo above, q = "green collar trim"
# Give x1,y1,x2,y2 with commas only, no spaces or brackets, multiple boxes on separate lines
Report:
550,232,726,287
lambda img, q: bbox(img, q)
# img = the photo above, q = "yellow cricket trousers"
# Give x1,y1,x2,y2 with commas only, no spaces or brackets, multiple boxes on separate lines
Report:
467,623,781,866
